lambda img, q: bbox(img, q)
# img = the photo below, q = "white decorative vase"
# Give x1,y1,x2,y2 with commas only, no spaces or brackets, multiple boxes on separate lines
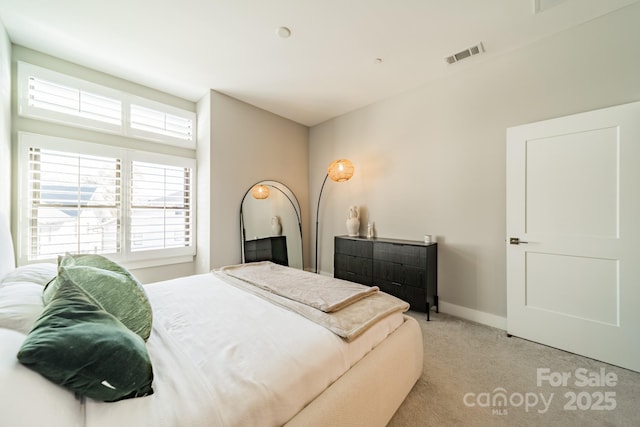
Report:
346,218,360,237
271,216,282,236
346,206,360,237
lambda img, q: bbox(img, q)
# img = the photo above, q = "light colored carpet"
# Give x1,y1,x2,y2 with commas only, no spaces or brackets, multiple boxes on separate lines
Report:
388,311,640,427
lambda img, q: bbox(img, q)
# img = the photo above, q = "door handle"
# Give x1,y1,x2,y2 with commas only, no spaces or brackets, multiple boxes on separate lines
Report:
509,237,528,245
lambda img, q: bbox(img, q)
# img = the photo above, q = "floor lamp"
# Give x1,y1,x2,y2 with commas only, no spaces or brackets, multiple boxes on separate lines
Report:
315,159,355,274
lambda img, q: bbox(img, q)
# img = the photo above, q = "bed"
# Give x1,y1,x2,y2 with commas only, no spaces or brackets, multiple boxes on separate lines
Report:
0,215,423,427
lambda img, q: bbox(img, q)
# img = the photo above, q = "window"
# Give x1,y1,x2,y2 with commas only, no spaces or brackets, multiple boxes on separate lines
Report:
18,62,124,135
129,160,192,252
18,62,196,148
129,102,194,143
24,146,121,260
27,76,122,127
18,133,195,266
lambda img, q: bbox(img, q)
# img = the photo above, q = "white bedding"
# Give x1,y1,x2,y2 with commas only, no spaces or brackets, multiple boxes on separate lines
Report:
85,272,404,427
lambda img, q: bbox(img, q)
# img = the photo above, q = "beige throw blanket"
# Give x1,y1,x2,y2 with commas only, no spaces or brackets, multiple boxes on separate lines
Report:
215,262,409,341
220,261,379,313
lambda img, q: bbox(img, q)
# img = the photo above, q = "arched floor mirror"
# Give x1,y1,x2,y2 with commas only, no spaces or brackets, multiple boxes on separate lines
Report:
240,180,303,269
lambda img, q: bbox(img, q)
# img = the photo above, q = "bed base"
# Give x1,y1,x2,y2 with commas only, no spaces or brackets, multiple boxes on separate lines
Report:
284,315,423,427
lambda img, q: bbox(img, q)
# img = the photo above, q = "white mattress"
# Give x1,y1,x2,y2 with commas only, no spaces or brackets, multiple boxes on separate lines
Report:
85,272,404,427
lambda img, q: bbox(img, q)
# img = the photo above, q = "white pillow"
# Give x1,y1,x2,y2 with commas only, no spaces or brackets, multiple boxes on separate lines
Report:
1,263,57,286
0,328,82,427
0,282,45,334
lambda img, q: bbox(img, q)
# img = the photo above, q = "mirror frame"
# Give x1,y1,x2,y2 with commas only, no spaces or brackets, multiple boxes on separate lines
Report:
239,180,303,268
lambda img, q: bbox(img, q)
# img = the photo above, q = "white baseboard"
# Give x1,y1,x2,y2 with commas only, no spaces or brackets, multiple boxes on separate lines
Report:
438,301,507,330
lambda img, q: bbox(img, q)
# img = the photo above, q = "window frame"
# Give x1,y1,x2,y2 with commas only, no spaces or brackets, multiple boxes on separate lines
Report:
17,62,124,135
128,96,196,144
126,149,196,262
17,132,196,268
17,61,196,149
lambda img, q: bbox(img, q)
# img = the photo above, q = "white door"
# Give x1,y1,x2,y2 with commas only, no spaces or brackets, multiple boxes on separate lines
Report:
506,101,640,373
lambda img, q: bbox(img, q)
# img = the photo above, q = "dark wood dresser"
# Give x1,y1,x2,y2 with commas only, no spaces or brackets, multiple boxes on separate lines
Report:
334,235,438,319
244,236,288,266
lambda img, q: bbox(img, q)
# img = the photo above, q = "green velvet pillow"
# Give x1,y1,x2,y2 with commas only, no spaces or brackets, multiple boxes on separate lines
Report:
17,267,154,402
43,254,152,341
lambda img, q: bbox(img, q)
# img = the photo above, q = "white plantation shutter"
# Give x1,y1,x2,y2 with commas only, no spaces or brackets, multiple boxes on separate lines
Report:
16,62,197,266
130,161,193,252
26,147,121,260
130,104,194,142
28,76,122,126
18,62,196,148
18,133,196,266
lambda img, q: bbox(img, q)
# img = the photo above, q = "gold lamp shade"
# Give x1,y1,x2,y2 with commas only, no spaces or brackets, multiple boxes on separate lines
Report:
251,184,270,199
327,159,355,182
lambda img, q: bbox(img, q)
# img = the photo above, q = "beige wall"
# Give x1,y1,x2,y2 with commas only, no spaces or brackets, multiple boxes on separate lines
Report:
309,3,640,322
197,90,309,272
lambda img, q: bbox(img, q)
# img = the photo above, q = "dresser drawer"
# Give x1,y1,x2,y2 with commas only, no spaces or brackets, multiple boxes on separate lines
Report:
334,254,373,285
373,242,426,268
244,240,258,251
335,237,373,258
376,280,426,311
402,285,427,311
244,236,288,266
372,260,399,285
373,261,425,288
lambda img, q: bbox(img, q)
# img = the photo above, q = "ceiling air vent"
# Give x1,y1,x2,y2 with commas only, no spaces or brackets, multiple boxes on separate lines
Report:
445,43,484,65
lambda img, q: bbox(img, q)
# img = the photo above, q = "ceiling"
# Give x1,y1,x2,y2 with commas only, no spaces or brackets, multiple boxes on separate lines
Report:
0,0,638,126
